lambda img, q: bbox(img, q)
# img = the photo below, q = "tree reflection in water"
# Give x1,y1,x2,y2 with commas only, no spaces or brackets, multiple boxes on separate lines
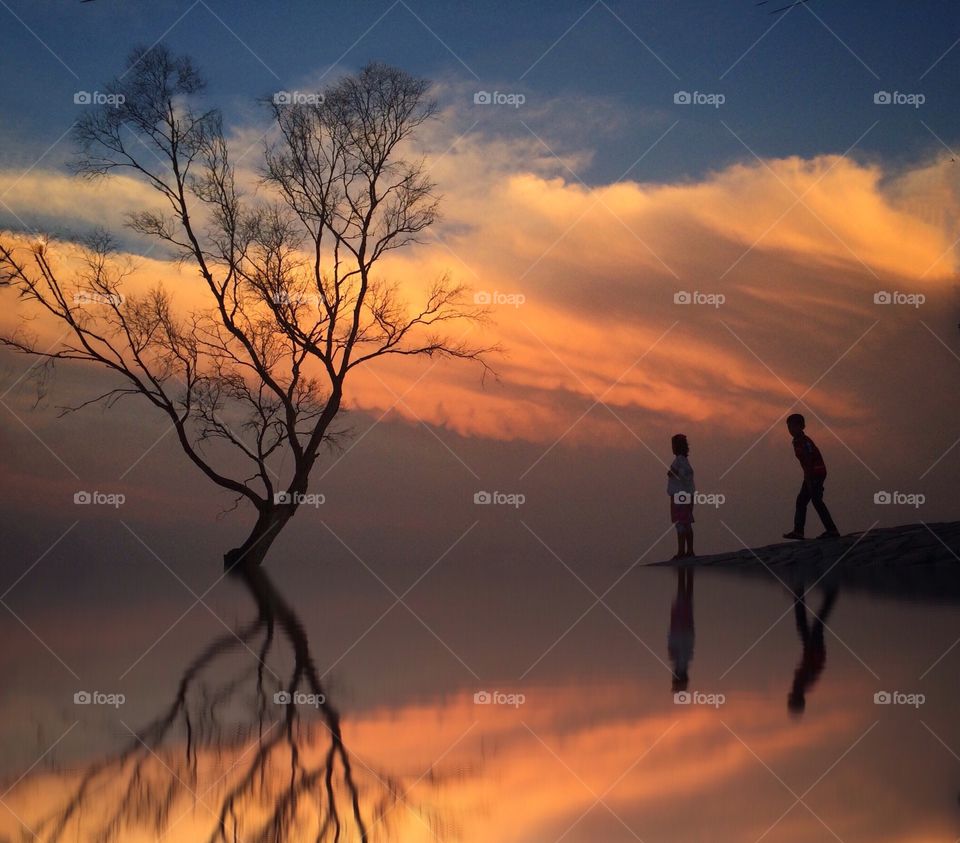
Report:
25,561,409,843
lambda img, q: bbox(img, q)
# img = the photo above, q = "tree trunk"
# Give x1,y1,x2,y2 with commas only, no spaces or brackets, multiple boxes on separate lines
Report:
223,505,293,570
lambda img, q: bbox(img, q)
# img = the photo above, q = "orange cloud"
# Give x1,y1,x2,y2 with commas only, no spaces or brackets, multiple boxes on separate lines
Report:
1,137,957,448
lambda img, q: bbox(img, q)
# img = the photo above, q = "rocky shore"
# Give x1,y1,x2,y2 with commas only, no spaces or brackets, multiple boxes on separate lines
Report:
655,521,960,603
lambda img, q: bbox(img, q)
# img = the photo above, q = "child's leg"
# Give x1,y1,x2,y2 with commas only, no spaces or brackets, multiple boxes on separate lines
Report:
809,479,838,532
676,526,685,557
794,480,811,535
683,525,695,557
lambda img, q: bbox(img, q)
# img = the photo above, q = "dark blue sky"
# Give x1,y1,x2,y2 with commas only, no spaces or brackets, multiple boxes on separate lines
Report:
1,0,958,184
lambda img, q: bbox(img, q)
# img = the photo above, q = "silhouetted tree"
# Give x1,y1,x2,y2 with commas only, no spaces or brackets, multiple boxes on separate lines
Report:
0,46,491,568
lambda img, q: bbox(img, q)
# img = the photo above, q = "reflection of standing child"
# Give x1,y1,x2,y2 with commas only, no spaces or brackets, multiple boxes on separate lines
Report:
669,568,694,693
667,434,695,560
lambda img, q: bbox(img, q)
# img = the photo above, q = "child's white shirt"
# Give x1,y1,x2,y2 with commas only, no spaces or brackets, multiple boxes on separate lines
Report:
667,455,695,496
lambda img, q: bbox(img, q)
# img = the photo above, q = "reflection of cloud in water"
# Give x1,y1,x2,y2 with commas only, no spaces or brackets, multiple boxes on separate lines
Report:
4,672,957,842
0,669,873,843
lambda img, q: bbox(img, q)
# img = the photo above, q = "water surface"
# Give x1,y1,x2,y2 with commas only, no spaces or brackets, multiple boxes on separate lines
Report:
2,543,958,842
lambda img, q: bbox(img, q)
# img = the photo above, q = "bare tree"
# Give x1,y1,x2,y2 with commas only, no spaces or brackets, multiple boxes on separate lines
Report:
0,46,491,568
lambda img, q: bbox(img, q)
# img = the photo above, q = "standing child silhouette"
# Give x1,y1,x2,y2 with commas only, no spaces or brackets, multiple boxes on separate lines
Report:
667,433,695,559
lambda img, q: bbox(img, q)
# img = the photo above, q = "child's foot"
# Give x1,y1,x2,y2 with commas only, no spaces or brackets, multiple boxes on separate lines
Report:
817,529,841,539
782,531,805,540
670,553,685,561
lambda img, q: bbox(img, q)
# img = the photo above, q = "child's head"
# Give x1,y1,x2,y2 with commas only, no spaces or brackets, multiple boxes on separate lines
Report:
786,413,805,437
671,433,689,456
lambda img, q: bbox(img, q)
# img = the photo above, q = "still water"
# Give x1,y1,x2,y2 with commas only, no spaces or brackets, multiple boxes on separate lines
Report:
2,547,959,842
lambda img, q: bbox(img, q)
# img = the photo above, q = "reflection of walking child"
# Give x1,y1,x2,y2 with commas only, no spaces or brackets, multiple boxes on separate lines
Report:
788,585,838,716
782,414,840,540
667,434,695,560
669,568,694,693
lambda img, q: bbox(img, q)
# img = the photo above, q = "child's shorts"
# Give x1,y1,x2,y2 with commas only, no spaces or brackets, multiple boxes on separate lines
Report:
670,501,695,528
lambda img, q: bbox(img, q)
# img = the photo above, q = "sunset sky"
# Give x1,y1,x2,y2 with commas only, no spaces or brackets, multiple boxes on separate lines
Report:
2,0,959,552
1,4,960,840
